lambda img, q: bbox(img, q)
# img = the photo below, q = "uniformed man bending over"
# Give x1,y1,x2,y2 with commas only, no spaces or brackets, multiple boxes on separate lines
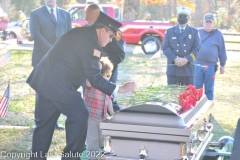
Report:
26,12,137,160
162,6,201,85
85,3,125,112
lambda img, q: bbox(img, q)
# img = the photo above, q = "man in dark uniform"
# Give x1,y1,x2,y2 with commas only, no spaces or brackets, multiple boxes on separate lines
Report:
162,6,201,85
26,12,137,160
85,3,125,111
230,118,240,160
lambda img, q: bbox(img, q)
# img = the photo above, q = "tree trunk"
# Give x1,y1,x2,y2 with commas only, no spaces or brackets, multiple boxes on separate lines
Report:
167,0,171,20
123,0,140,20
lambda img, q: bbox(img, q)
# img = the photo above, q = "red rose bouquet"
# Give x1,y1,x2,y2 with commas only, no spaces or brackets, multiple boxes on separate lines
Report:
177,85,203,114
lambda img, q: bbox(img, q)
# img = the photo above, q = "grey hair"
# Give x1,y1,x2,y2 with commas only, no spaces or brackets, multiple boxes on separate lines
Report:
85,3,103,12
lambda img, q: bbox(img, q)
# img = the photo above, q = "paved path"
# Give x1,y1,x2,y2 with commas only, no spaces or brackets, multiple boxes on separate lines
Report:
0,125,30,129
1,38,240,53
0,40,143,53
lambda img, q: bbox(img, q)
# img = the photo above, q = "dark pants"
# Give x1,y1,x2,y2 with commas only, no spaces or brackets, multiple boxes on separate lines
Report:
31,93,88,160
109,65,121,111
109,65,118,84
35,92,62,127
230,119,240,160
167,75,194,86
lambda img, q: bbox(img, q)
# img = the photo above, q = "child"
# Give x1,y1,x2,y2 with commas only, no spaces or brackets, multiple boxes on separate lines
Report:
85,57,114,160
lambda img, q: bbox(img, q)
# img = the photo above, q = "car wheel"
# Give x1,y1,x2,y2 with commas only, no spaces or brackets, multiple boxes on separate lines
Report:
141,36,161,54
8,32,17,39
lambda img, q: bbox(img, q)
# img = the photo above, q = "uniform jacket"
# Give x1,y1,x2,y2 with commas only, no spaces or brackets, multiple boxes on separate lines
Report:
85,24,125,66
102,35,125,83
162,25,201,76
27,27,116,106
30,5,72,67
102,37,125,66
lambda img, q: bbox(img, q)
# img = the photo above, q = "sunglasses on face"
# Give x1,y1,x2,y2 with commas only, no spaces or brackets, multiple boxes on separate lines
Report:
103,73,112,78
107,31,115,39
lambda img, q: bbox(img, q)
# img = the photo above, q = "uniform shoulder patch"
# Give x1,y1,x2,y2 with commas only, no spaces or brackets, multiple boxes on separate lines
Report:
93,49,101,58
190,53,196,61
115,31,121,41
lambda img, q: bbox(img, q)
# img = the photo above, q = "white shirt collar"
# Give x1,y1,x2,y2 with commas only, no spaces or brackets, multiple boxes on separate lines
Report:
179,25,187,30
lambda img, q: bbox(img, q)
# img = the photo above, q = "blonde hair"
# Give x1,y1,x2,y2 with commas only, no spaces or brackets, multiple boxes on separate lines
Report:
100,57,113,74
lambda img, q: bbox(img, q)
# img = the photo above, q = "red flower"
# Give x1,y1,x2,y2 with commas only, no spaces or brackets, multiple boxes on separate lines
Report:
205,65,209,70
211,76,215,79
177,85,203,115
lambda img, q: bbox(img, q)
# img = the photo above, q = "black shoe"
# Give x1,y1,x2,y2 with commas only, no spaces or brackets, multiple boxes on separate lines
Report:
112,101,121,112
55,122,65,130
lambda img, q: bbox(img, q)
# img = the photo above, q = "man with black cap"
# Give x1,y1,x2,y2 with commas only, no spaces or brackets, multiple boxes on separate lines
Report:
84,3,125,112
162,6,201,86
194,13,227,100
26,11,137,160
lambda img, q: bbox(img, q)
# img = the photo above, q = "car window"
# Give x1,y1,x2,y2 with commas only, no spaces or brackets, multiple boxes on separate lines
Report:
70,8,85,20
114,8,119,21
102,8,108,15
0,5,4,13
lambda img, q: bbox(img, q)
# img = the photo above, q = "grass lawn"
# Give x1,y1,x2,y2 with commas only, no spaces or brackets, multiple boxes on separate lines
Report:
0,48,239,159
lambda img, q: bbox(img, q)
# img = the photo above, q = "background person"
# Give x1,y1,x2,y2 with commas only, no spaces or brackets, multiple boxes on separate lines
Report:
26,11,137,160
145,13,151,21
30,0,72,130
84,3,125,112
162,6,201,86
85,57,114,160
18,10,26,21
194,13,227,100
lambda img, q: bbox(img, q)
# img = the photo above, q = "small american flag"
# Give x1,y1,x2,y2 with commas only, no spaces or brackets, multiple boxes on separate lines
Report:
0,51,11,68
0,82,10,118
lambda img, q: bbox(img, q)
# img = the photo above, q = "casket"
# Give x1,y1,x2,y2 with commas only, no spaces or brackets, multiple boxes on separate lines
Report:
100,95,214,160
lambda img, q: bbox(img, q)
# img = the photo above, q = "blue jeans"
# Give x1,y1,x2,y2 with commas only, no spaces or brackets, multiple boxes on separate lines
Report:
194,64,216,100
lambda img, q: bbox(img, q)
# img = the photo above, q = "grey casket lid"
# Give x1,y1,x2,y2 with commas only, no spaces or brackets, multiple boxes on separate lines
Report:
109,103,186,128
108,95,211,129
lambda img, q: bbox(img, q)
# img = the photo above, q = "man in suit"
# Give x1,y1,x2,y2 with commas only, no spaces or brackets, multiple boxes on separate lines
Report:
162,6,201,85
85,3,125,112
27,11,137,160
30,0,72,130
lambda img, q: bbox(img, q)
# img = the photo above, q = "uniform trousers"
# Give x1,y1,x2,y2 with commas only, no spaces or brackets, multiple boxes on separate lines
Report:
109,65,121,112
194,64,215,100
167,75,194,86
31,93,88,160
230,118,240,160
86,116,104,160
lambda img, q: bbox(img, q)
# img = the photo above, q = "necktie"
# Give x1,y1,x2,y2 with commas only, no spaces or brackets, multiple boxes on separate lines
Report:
51,9,56,23
180,29,184,35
